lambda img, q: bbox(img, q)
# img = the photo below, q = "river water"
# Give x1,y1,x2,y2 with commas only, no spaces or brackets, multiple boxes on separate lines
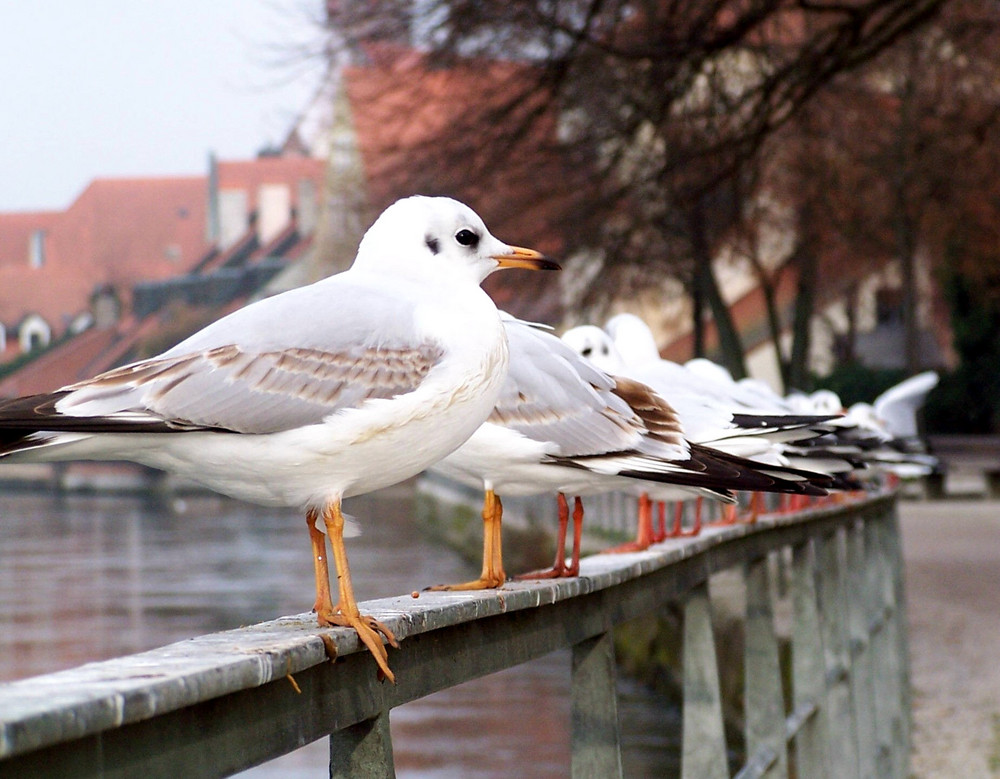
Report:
0,484,678,777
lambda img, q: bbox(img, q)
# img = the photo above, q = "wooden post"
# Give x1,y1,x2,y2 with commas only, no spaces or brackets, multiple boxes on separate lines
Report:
744,555,788,778
986,469,1000,499
871,514,908,779
571,631,623,779
682,582,729,779
886,506,913,772
923,470,945,499
329,710,396,779
864,517,892,778
790,539,830,777
846,522,876,777
815,529,859,777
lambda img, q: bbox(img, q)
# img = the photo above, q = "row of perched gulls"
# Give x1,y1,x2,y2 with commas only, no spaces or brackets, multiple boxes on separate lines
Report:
432,313,937,587
0,197,936,683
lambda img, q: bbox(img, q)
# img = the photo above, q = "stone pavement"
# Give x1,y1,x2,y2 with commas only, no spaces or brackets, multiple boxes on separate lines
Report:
901,499,1000,777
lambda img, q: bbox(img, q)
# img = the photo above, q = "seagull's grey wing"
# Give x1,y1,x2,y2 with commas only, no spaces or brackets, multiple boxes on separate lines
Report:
490,320,649,456
42,282,445,435
54,342,444,435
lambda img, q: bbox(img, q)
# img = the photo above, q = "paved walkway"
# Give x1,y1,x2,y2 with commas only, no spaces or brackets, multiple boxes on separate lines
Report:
902,499,1000,777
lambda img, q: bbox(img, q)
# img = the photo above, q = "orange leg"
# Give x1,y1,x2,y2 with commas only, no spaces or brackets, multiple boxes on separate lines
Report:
429,488,506,590
680,497,704,536
710,495,741,527
518,492,571,579
312,501,398,683
565,497,584,577
604,492,655,553
668,502,684,537
652,502,667,543
744,491,763,523
306,508,334,615
523,495,585,578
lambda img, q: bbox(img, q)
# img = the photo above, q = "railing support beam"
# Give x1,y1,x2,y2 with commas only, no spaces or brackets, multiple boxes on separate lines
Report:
847,522,877,777
682,581,729,779
886,507,913,771
571,631,623,779
790,539,830,777
329,710,396,779
815,528,859,778
744,554,788,778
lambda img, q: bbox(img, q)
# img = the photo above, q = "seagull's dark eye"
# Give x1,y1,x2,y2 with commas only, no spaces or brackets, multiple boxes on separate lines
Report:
455,229,479,248
581,346,593,357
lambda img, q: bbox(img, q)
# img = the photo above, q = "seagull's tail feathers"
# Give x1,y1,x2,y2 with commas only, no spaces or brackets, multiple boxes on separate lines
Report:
0,392,74,460
550,442,831,497
0,390,203,461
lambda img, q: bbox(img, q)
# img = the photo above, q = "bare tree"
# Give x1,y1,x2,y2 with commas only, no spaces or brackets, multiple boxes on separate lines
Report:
323,0,948,373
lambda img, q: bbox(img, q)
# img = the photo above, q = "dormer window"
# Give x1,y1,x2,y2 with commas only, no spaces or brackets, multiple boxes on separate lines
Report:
18,314,51,352
28,229,46,269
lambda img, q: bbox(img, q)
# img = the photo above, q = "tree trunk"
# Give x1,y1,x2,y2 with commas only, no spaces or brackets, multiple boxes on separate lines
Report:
895,42,922,376
899,242,920,374
691,274,705,358
688,201,747,379
787,244,817,391
756,264,791,391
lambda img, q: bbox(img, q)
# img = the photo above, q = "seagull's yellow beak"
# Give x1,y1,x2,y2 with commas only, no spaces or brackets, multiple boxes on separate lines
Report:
492,246,561,271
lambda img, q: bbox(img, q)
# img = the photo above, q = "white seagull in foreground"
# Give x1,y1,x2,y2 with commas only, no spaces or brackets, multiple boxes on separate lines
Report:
0,195,558,683
432,316,831,585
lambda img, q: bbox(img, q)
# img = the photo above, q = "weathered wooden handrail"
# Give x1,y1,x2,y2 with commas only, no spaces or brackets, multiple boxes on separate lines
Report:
0,492,908,778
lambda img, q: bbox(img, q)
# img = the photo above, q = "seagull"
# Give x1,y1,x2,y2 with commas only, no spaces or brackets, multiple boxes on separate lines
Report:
0,195,558,683
430,316,722,585
561,321,841,468
431,316,830,585
874,371,939,440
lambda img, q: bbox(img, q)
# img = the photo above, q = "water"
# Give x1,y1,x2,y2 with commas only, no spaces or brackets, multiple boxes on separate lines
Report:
0,484,678,776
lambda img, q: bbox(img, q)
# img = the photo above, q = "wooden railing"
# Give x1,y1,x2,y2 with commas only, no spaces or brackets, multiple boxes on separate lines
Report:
0,492,908,778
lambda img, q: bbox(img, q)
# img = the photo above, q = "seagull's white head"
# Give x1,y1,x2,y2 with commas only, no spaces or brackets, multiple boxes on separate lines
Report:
846,402,885,433
561,325,627,373
604,313,661,367
809,389,844,415
352,196,558,285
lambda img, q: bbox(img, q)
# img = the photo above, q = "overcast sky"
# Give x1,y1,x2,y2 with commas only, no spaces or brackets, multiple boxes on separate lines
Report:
0,2,325,212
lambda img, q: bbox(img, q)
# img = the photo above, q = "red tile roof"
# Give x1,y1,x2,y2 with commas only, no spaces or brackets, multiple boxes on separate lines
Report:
0,292,259,400
0,326,121,398
0,177,209,332
0,156,328,348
